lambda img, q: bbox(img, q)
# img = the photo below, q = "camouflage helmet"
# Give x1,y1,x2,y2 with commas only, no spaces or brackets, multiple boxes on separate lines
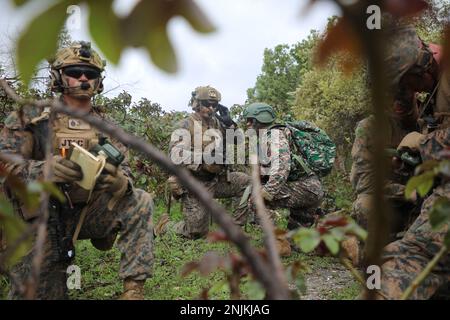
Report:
49,41,106,71
243,102,276,124
189,85,221,110
48,41,106,96
385,25,433,90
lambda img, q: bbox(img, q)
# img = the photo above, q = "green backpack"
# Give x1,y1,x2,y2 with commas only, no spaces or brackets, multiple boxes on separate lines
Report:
270,121,336,178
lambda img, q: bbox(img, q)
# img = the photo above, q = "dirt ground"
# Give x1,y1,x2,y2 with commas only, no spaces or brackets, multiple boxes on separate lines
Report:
299,260,359,300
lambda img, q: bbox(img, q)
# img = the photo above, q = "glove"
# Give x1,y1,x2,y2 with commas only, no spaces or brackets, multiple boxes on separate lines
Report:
96,163,128,195
168,176,184,199
52,155,83,183
397,132,425,151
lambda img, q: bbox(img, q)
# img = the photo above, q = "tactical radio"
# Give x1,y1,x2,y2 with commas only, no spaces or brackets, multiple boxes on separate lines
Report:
90,138,125,167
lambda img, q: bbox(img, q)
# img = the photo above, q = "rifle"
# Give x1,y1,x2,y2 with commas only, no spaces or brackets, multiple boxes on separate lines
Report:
47,197,76,263
213,104,237,182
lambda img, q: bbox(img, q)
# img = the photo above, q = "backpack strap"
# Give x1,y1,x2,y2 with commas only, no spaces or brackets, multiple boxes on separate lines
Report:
291,152,312,175
268,123,313,176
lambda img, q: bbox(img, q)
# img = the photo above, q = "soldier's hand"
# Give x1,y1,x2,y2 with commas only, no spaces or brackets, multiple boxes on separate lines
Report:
96,163,128,195
397,132,425,151
52,155,83,183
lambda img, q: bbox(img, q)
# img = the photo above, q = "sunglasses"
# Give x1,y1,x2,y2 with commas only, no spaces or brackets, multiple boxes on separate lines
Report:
63,66,101,80
200,100,218,108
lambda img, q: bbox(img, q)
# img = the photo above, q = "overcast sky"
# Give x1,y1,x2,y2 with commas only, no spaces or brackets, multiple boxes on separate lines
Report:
0,0,340,112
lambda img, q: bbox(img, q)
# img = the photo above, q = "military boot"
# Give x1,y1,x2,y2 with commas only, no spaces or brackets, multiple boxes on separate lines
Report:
119,278,145,300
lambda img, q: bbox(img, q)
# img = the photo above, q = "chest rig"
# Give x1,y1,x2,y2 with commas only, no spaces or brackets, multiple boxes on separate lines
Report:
187,114,226,179
53,116,100,156
28,110,101,159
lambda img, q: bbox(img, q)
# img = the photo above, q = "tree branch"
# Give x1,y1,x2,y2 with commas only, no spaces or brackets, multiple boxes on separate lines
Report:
0,78,290,299
250,159,289,294
25,107,54,299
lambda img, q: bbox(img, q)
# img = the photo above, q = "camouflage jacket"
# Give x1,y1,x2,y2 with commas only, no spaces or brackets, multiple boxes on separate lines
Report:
419,126,450,162
169,112,225,179
0,105,133,188
350,115,414,196
261,127,294,199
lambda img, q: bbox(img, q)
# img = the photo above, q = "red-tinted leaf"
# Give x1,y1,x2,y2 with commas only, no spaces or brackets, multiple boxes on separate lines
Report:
199,288,209,300
317,18,362,70
384,0,428,18
197,251,227,276
206,231,229,243
180,261,198,277
181,251,230,277
322,215,349,227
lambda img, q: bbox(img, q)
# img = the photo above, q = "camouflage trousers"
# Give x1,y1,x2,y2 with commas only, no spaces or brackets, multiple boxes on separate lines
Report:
8,188,154,300
173,172,250,239
268,175,324,229
235,174,324,229
379,183,450,299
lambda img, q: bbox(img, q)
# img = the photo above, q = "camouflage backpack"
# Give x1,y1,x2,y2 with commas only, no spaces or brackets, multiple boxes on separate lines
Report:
270,121,336,178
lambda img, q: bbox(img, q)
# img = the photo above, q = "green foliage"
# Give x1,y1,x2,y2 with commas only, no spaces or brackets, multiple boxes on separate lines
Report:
95,91,187,198
292,228,321,253
246,31,320,115
415,0,450,43
64,203,356,300
405,160,450,199
14,0,216,84
0,195,32,267
429,197,450,231
88,0,122,65
17,0,70,85
405,170,435,199
293,57,370,164
291,214,367,257
321,172,355,212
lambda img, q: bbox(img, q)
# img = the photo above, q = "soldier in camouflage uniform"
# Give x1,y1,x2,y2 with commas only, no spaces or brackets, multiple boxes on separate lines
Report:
163,86,250,239
240,103,324,255
377,127,450,299
0,42,154,300
350,24,448,237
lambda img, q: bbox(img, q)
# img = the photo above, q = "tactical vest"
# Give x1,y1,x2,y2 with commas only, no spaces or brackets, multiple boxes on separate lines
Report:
27,111,103,208
28,110,102,160
187,113,224,179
